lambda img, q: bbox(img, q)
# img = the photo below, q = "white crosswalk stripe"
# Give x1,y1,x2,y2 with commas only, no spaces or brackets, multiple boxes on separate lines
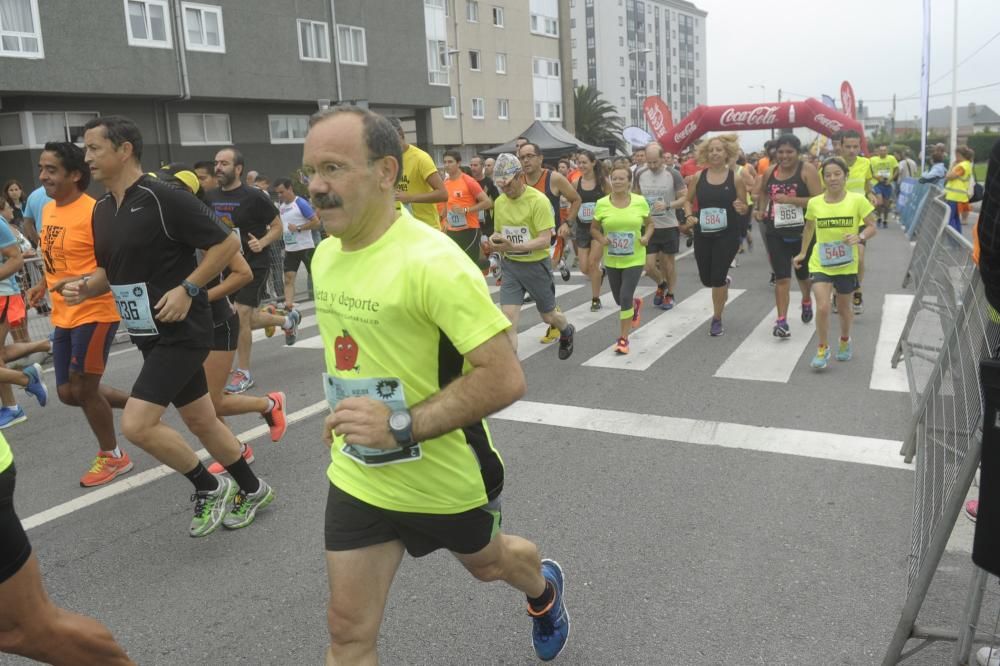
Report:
870,294,914,393
714,306,815,383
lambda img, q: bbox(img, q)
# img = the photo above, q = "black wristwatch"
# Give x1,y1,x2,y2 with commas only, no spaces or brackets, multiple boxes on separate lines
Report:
388,409,415,447
181,280,201,298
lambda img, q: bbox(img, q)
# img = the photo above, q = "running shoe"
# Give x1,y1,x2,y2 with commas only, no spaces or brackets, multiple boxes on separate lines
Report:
80,451,134,487
836,337,853,362
223,479,275,530
709,318,724,337
283,309,302,346
977,646,1000,666
631,297,643,329
529,559,570,662
590,298,602,312
0,406,26,429
653,287,665,307
189,475,237,538
801,301,814,324
23,363,47,407
730,256,739,269
660,293,675,311
772,318,790,339
557,259,571,282
853,292,864,315
965,499,979,522
810,345,831,370
540,326,560,344
557,325,575,360
263,391,287,442
261,303,278,338
523,294,534,304
614,337,629,355
768,273,776,287
225,369,254,394
207,442,255,475
489,253,501,278
725,274,733,288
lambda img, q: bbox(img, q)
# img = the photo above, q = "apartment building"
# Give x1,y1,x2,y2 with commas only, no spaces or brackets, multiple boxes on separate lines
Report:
569,0,707,130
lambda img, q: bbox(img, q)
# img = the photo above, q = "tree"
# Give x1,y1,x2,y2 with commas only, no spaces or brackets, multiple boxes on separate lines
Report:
574,85,626,155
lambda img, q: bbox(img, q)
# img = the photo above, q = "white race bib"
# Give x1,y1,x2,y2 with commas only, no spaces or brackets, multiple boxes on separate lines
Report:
110,282,159,336
818,240,853,268
501,225,530,256
446,210,468,230
699,207,728,232
877,169,890,179
607,231,636,256
773,203,805,229
578,202,596,222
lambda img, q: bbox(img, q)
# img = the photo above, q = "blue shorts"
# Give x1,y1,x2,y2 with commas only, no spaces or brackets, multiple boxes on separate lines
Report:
873,183,893,200
52,321,119,386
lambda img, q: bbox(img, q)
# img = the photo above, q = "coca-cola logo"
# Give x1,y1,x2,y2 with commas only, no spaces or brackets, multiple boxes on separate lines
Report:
674,121,697,143
813,114,844,133
719,106,779,128
646,105,667,137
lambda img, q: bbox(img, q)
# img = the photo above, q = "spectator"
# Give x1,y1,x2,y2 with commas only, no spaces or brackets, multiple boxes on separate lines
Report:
2,181,27,231
944,146,975,230
919,152,947,184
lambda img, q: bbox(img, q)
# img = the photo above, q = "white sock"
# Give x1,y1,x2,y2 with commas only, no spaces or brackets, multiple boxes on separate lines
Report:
108,446,123,458
265,398,275,413
283,315,293,330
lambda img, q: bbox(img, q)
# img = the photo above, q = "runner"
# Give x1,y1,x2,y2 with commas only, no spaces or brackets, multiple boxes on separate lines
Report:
944,146,975,232
0,433,135,664
491,153,576,359
681,134,749,336
592,165,653,354
24,142,133,486
573,150,610,311
440,150,492,264
62,115,274,536
836,130,875,315
754,134,823,338
470,155,501,273
869,144,899,229
0,214,34,430
388,116,448,228
274,177,320,312
634,142,687,311
303,107,570,664
793,156,877,370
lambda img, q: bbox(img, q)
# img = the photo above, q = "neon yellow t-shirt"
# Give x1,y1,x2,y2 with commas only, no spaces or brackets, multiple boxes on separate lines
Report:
396,144,441,228
0,431,10,474
945,160,972,203
312,210,512,514
869,155,899,183
593,193,650,269
844,156,872,195
805,192,874,276
493,186,555,263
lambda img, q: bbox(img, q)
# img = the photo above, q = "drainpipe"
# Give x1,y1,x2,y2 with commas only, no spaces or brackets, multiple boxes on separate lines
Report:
329,0,344,103
164,0,192,162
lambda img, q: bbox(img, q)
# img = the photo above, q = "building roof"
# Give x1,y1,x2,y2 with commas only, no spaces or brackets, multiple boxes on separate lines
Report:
894,104,1000,130
479,121,610,158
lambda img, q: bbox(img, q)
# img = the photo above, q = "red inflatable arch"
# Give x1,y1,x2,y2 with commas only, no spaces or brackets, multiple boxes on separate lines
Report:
658,98,867,155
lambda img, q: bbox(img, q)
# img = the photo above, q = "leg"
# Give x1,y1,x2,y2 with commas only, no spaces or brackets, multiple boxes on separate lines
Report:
606,267,629,338
856,243,865,287
69,374,119,453
711,285,728,320
0,368,27,388
0,339,51,362
235,303,254,372
0,322,15,408
539,308,568,332
618,266,643,339
774,278,791,319
325,542,405,666
120,398,201,472
662,252,677,293
500,304,521,352
205,349,268,418
812,281,833,348
454,532,546,598
643,254,663,286
283,271,297,311
176,394,243,466
837,286,854,340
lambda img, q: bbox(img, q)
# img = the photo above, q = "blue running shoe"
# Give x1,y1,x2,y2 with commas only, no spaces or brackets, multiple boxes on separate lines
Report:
23,363,47,407
283,309,302,346
0,405,27,429
530,559,570,661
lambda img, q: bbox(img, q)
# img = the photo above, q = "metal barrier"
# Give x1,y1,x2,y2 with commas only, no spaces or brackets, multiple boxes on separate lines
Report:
901,183,945,290
898,178,933,238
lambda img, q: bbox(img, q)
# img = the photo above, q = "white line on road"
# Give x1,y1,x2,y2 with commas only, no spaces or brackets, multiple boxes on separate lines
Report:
714,306,815,383
870,294,914,393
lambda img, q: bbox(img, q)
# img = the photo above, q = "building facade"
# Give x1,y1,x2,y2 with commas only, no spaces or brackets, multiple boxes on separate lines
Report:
569,0,706,131
425,0,570,163
0,0,450,188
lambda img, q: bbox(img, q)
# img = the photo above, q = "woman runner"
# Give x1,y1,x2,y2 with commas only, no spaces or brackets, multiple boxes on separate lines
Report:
573,150,610,311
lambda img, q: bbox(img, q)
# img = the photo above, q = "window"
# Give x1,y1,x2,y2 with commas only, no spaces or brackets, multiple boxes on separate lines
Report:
181,2,224,52
587,37,594,48
125,0,171,48
532,57,559,78
336,24,366,65
297,19,329,62
530,13,558,37
619,56,624,66
427,39,448,85
178,113,231,145
495,52,507,74
443,96,457,118
267,115,309,144
618,36,624,46
23,111,98,146
492,6,504,26
534,101,561,121
619,76,625,87
497,98,509,120
471,97,484,119
0,0,43,58
468,49,480,70
618,16,623,26
424,0,444,7
466,0,478,22
0,113,24,149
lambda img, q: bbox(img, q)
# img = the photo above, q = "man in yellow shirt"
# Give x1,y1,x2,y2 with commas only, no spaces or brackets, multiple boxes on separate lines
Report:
869,144,899,229
838,130,876,315
945,146,974,232
387,117,447,227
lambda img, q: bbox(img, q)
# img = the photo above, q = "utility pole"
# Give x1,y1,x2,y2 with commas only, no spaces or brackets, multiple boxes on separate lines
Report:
890,93,896,139
948,0,959,156
773,88,781,140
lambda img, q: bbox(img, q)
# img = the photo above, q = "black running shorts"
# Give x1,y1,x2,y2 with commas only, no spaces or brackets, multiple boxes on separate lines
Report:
0,465,31,584
131,344,210,408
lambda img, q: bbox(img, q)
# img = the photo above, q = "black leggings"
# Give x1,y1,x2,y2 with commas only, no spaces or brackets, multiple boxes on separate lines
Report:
694,231,741,288
606,265,643,317
0,464,31,584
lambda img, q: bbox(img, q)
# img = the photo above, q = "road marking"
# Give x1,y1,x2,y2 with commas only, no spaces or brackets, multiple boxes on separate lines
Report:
714,306,815,383
870,294,914,393
492,401,911,470
583,288,745,371
21,400,330,532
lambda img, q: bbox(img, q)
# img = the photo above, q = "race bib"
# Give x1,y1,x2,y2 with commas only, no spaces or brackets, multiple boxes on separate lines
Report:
699,207,728,232
818,240,853,268
446,210,468,230
877,169,890,179
110,282,158,336
578,202,596,222
607,231,635,256
323,373,422,467
773,203,805,229
283,230,296,245
501,225,530,256
644,195,667,214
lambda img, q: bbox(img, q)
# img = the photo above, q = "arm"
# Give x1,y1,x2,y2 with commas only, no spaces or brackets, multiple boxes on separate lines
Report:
469,189,492,213
248,214,283,252
753,165,776,219
552,171,582,224
733,173,749,215
206,248,253,302
849,213,879,245
398,171,448,205
640,216,654,246
57,267,110,305
680,173,701,233
792,220,816,269
0,245,23,281
155,233,241,322
590,220,609,246
945,164,966,180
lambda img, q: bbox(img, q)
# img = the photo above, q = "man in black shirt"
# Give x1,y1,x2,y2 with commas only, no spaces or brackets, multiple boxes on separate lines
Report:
206,147,300,395
61,116,275,537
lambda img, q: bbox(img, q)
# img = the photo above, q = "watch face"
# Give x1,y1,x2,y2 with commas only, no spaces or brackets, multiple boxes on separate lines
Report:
389,412,410,429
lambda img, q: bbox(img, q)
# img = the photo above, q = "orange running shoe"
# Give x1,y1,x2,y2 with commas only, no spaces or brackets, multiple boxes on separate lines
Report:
263,391,287,442
614,337,630,355
207,443,255,475
80,451,134,487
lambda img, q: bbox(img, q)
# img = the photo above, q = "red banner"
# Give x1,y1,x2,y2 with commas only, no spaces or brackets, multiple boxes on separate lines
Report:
840,81,856,119
642,96,673,142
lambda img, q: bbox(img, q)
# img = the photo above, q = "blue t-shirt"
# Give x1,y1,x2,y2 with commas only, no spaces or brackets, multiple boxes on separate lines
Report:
23,186,53,232
0,219,21,296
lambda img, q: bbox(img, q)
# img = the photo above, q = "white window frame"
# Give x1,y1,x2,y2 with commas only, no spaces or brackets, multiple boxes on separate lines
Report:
336,24,367,65
181,2,225,53
296,19,330,62
466,0,479,22
427,39,448,86
0,112,27,151
0,0,44,59
268,114,310,144
495,52,506,74
443,96,457,119
530,13,558,37
19,111,99,148
497,98,509,120
532,57,560,78
468,49,480,71
491,6,504,27
124,0,172,49
177,112,231,146
471,97,485,120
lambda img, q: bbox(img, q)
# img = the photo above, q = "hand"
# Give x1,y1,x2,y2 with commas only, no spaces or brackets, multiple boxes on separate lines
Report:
792,254,805,269
599,236,610,247
394,190,411,204
753,209,764,222
247,233,264,253
490,233,510,250
640,234,652,247
448,204,465,216
154,285,192,322
324,397,395,449
845,233,861,246
733,200,749,215
867,194,878,207
773,193,791,204
558,223,572,239
651,200,667,213
288,224,298,233
26,282,46,307
57,278,88,305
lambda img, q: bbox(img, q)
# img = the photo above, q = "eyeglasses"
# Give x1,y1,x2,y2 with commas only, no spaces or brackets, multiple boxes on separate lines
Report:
519,153,538,160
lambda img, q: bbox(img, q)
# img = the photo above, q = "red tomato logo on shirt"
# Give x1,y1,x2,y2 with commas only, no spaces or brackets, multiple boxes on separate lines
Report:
335,330,359,372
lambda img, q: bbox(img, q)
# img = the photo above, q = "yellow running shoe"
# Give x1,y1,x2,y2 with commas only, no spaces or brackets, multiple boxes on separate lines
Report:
261,304,277,338
539,307,561,344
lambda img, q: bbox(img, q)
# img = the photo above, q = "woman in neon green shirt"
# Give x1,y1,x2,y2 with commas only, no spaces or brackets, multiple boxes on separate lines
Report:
591,165,653,355
794,157,878,370
944,146,974,232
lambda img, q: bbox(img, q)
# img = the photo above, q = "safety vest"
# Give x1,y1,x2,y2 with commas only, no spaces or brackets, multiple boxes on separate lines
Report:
944,160,972,203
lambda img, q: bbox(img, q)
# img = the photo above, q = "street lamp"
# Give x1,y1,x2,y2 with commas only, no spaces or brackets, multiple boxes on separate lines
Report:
628,47,652,129
447,48,464,149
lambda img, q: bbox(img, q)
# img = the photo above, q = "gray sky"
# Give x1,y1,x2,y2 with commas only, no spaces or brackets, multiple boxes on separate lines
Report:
693,0,999,150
